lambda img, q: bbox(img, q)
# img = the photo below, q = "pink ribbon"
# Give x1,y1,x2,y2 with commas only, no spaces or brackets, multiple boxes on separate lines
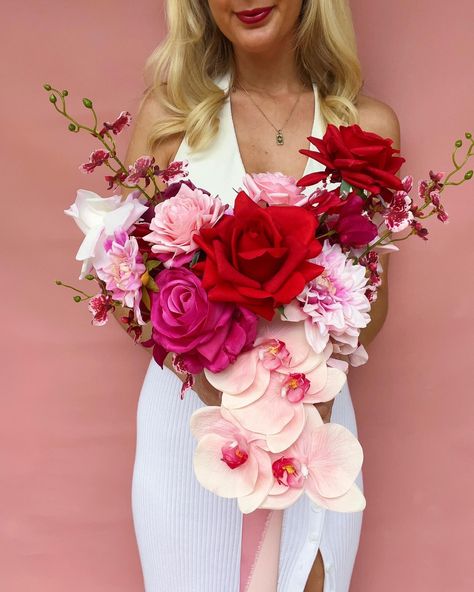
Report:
240,509,283,592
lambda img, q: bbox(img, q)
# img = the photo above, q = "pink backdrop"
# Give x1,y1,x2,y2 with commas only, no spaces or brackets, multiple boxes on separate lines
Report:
2,1,472,590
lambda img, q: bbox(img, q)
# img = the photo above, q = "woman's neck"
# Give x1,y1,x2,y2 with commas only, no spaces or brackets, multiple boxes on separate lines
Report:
232,37,308,95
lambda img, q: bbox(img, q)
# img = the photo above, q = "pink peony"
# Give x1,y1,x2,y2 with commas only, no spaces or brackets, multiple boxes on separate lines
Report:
284,240,371,358
96,228,146,324
260,405,365,512
149,268,257,374
241,172,307,206
190,406,274,514
205,320,347,453
143,184,227,267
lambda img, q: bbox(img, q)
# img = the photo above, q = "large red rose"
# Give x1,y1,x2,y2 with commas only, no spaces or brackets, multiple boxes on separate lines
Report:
297,123,405,196
193,192,324,320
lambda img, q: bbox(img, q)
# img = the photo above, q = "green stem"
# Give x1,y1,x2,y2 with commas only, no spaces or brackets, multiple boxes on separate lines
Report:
55,280,93,299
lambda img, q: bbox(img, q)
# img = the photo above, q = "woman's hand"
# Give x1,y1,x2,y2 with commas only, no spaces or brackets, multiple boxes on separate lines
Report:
192,371,223,406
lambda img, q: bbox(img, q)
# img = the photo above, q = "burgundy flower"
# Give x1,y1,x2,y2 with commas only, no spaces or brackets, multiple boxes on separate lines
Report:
326,192,378,247
297,123,405,195
125,156,155,185
159,160,189,184
383,190,414,232
98,111,132,137
88,293,114,326
105,170,128,190
79,149,111,174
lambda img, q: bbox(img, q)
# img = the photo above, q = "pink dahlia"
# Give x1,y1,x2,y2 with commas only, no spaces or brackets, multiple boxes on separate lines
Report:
284,240,371,356
96,228,146,324
143,183,227,267
241,172,307,206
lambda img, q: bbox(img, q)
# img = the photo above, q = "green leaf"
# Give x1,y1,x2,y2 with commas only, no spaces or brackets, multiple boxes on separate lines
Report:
146,276,159,293
340,180,353,196
141,286,151,311
190,250,201,268
146,259,161,271
276,305,288,320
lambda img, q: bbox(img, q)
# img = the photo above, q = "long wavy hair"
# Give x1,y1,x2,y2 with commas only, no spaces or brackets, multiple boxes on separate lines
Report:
141,0,363,154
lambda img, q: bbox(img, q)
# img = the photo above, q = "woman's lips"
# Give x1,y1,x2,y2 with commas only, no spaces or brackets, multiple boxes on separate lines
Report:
235,6,274,25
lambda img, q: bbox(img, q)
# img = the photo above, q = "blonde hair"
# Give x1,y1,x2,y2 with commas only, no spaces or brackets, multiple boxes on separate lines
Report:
141,0,363,154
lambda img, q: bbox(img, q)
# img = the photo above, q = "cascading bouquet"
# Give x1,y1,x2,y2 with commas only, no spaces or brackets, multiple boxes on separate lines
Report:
45,83,473,514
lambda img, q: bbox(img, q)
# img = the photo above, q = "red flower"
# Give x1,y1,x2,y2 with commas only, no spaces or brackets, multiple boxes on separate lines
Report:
297,124,405,195
193,192,324,320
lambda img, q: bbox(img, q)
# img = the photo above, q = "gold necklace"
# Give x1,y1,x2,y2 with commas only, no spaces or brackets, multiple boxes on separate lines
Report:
233,81,305,146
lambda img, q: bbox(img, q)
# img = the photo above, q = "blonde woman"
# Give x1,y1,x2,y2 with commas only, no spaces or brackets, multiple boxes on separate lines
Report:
120,1,399,590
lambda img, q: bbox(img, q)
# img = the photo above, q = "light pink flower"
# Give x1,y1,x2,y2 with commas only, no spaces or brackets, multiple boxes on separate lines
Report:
284,240,371,357
96,228,146,324
260,405,365,512
205,320,347,453
190,406,274,513
241,172,307,206
143,183,227,266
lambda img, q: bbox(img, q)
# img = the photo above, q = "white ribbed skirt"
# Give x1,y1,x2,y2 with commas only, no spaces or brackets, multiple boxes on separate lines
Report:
131,359,364,592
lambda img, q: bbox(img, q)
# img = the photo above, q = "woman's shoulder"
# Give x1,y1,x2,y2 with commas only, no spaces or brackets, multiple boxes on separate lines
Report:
126,86,184,168
356,92,401,149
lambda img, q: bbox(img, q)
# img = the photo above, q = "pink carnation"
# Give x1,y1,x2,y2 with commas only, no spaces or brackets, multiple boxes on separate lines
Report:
143,183,227,267
96,228,146,324
241,172,307,206
284,240,371,358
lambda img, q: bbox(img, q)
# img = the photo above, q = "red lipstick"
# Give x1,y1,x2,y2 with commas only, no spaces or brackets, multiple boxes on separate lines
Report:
235,6,274,25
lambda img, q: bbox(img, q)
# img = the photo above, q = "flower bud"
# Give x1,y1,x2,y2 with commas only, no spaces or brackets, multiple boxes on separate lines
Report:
68,123,77,132
43,83,52,91
455,139,463,148
85,274,95,280
73,295,82,302
82,98,93,109
62,89,69,96
55,280,62,285
465,170,473,180
465,132,472,140
49,94,57,104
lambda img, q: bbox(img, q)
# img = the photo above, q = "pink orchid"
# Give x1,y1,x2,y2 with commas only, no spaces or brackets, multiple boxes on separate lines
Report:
205,320,347,452
159,160,189,184
98,111,132,137
383,189,414,232
125,155,155,185
260,405,365,512
190,406,274,514
88,293,114,326
79,149,111,174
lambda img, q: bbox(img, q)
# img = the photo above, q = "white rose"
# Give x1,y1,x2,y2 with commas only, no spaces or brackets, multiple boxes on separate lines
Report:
64,189,148,279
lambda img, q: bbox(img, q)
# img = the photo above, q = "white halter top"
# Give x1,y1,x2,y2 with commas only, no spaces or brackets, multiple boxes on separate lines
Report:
173,71,326,206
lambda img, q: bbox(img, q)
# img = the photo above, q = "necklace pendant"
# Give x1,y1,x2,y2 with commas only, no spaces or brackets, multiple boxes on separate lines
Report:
276,130,284,145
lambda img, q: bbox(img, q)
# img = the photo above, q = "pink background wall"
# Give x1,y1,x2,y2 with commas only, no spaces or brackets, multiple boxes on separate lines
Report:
2,1,472,590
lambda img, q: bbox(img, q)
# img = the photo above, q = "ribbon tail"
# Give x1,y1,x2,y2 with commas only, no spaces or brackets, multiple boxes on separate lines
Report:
240,509,283,592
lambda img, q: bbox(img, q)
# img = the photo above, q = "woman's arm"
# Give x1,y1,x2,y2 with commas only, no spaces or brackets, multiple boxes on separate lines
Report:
112,91,222,405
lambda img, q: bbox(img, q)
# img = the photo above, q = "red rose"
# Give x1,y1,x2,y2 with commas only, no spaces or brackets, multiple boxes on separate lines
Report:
297,123,405,195
193,192,324,320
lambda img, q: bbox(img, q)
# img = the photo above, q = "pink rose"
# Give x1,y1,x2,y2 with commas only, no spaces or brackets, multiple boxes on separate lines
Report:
149,268,257,374
143,184,227,267
241,172,307,206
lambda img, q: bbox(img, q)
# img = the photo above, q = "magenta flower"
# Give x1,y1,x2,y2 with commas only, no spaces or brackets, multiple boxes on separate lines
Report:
383,189,414,232
260,405,365,512
88,293,114,326
79,149,111,174
95,228,146,325
190,406,274,513
98,110,132,137
149,268,257,373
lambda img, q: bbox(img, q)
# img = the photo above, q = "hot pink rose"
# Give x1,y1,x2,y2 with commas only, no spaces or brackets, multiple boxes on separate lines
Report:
149,268,257,373
143,184,227,267
241,172,307,206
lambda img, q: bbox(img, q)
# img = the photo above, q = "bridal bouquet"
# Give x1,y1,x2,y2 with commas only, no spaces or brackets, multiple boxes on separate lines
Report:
45,83,473,514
